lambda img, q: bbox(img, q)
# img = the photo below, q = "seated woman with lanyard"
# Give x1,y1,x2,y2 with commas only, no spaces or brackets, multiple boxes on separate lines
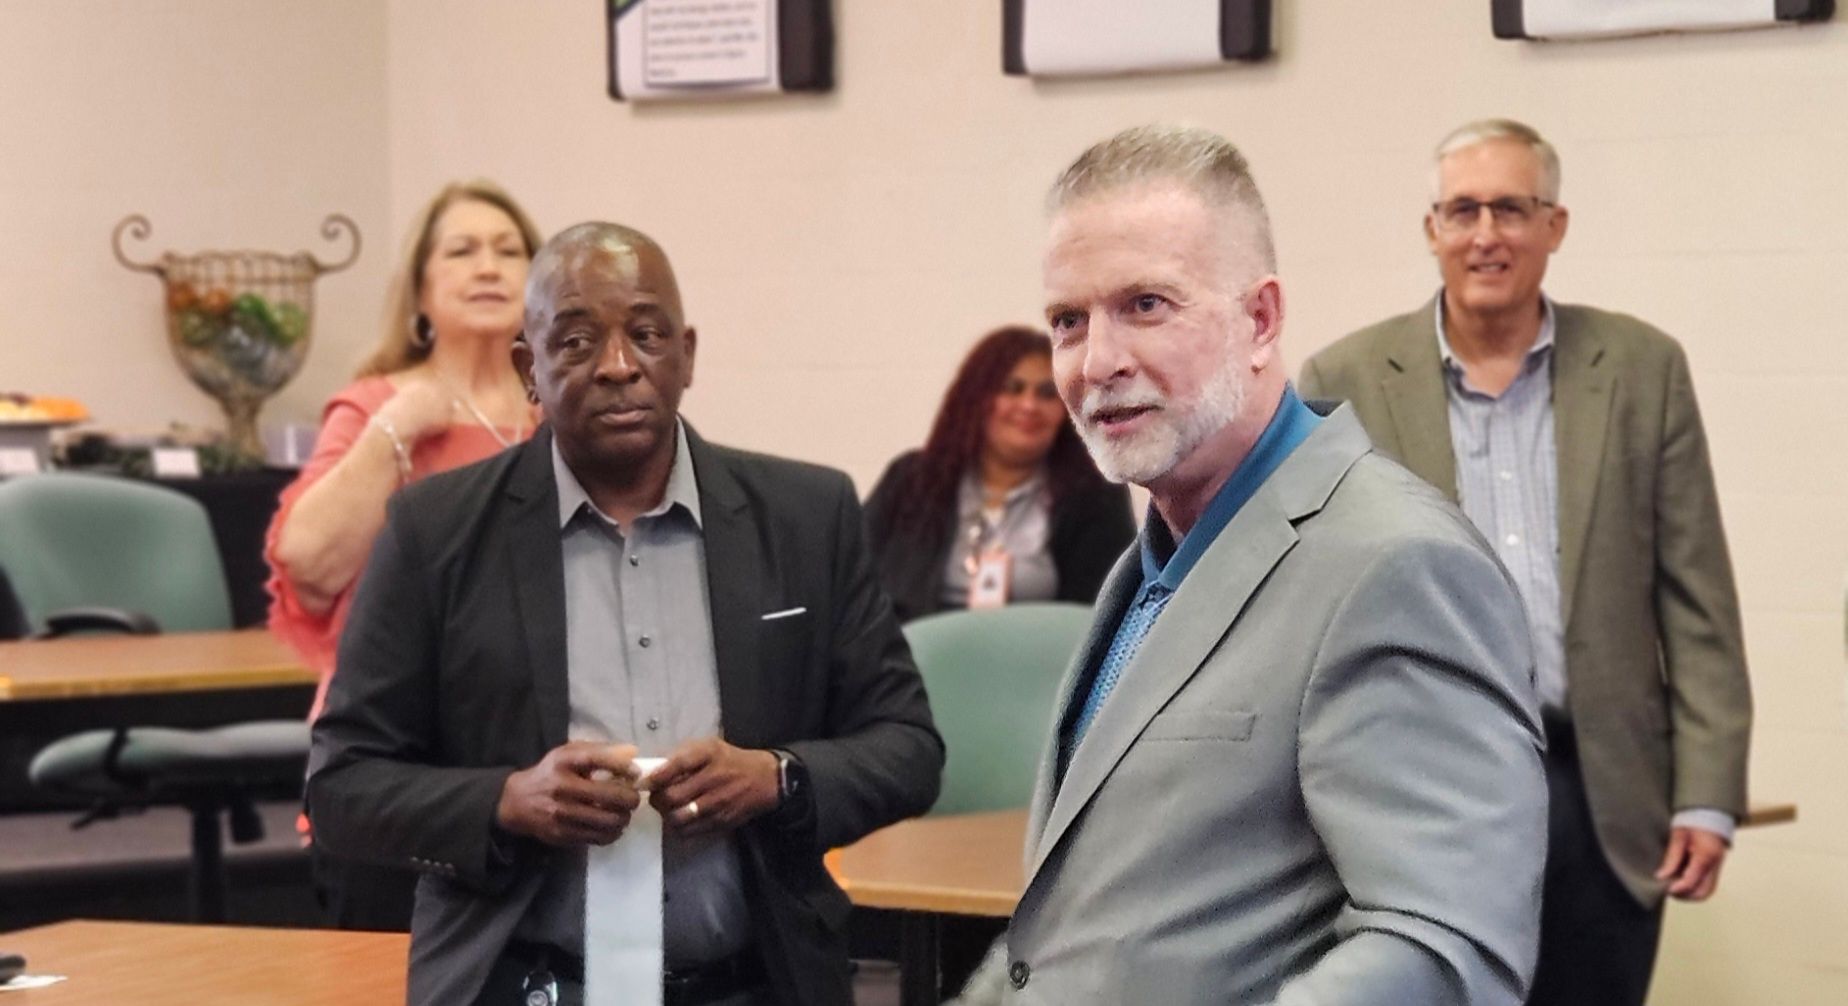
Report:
864,325,1135,623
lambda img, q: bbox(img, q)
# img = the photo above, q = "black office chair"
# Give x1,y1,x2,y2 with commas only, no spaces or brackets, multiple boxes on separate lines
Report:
1,473,308,922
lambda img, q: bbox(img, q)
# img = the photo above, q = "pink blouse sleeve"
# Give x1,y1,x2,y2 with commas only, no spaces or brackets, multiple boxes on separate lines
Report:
263,378,393,689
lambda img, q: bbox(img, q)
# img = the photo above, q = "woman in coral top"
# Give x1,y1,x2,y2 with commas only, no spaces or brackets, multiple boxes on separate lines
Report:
265,180,541,930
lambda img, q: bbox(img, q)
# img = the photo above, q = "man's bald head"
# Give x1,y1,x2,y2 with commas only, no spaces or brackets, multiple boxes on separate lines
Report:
525,222,684,332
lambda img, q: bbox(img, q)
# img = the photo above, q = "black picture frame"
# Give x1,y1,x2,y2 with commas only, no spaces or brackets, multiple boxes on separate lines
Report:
1493,0,1834,40
1003,0,1272,75
607,0,834,102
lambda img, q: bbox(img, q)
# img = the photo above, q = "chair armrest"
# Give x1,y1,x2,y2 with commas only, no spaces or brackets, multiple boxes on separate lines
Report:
40,606,161,637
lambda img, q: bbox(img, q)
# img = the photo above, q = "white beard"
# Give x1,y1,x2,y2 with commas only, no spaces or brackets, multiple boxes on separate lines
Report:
1075,353,1246,486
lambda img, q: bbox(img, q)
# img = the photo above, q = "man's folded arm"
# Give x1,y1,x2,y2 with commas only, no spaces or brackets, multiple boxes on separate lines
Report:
1275,534,1547,1006
305,501,522,894
782,471,944,852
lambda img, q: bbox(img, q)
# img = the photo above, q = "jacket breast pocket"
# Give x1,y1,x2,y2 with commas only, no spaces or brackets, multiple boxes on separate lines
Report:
760,606,814,657
1140,709,1257,743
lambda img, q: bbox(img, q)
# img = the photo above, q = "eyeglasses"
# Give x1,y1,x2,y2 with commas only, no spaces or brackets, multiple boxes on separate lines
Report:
1430,196,1555,234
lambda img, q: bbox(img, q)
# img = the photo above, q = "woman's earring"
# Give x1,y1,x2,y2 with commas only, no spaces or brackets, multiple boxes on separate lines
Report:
409,314,434,349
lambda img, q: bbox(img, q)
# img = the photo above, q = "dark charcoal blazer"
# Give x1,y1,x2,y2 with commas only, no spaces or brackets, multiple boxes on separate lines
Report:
307,425,943,1006
862,449,1136,623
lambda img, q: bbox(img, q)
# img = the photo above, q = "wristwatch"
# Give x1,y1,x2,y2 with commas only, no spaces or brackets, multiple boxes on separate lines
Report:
772,748,809,808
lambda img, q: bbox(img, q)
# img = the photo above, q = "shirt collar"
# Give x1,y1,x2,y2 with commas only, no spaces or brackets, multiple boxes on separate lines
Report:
1138,383,1323,591
958,467,1046,511
552,419,702,531
1434,291,1557,373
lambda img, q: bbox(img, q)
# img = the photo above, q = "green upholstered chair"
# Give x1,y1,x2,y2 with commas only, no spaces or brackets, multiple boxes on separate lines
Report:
902,602,1093,816
0,472,231,636
0,472,307,921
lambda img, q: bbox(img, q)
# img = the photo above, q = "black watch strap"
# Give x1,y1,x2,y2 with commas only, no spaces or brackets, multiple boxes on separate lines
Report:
771,749,804,803
769,748,814,831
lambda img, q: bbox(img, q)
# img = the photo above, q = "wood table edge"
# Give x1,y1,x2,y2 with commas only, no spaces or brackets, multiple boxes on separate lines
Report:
0,666,312,701
1743,803,1797,828
838,879,1017,918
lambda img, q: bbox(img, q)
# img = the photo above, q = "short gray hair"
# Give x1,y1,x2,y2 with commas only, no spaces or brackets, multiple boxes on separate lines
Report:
1049,124,1277,273
1433,118,1562,203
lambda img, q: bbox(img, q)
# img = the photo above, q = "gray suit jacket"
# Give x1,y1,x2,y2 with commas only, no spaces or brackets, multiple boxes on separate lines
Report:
1300,298,1752,907
307,426,942,1006
1005,408,1547,1005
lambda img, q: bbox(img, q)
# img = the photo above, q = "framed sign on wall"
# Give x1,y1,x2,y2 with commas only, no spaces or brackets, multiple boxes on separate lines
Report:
1003,0,1272,78
1492,0,1834,40
607,0,833,102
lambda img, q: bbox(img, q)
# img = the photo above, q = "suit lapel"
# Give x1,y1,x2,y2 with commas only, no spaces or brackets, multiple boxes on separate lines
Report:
1025,412,1369,881
1379,299,1459,502
1026,548,1138,862
1550,308,1613,629
1029,503,1296,877
686,428,768,747
506,429,571,749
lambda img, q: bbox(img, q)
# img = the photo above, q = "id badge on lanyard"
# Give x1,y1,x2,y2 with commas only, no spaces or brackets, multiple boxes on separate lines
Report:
967,549,1012,609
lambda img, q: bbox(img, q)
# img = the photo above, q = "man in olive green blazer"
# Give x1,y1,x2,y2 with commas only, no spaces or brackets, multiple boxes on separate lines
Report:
1299,119,1751,1006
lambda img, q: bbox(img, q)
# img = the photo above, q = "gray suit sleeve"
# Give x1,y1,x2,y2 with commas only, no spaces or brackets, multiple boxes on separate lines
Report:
1269,534,1547,1006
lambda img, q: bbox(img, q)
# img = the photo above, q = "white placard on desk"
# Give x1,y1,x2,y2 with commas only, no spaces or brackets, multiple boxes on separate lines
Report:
151,447,202,478
0,447,41,476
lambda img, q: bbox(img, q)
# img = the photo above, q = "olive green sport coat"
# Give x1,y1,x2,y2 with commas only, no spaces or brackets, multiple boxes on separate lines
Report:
1300,296,1752,908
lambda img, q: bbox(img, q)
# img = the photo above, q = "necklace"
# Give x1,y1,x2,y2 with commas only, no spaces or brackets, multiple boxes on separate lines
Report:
452,390,524,449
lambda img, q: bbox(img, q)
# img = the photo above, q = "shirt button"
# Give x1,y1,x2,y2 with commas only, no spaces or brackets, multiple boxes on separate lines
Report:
629,555,640,566
638,635,652,648
646,717,661,731
1009,960,1031,989
1504,533,1521,546
1498,470,1513,482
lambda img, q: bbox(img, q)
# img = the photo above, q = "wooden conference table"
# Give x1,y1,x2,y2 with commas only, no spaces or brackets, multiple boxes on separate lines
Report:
0,920,407,1004
0,629,314,809
0,634,1796,1002
830,802,1798,1006
833,810,1023,1006
0,628,310,701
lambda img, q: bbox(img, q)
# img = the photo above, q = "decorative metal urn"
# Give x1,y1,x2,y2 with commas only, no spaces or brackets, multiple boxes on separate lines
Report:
113,214,361,461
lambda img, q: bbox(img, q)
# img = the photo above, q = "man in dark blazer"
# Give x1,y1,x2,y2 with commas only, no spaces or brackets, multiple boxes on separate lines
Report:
1300,118,1752,1006
307,222,942,1006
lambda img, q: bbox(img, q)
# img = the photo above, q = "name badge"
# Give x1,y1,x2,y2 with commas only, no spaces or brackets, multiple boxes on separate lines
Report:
967,550,1012,610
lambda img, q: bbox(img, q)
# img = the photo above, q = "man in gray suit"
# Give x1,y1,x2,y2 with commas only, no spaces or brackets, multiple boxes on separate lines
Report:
1300,119,1752,1006
995,124,1547,1004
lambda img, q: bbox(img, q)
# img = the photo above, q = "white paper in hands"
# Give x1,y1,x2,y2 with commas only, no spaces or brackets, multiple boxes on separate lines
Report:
584,752,667,1006
630,756,667,788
